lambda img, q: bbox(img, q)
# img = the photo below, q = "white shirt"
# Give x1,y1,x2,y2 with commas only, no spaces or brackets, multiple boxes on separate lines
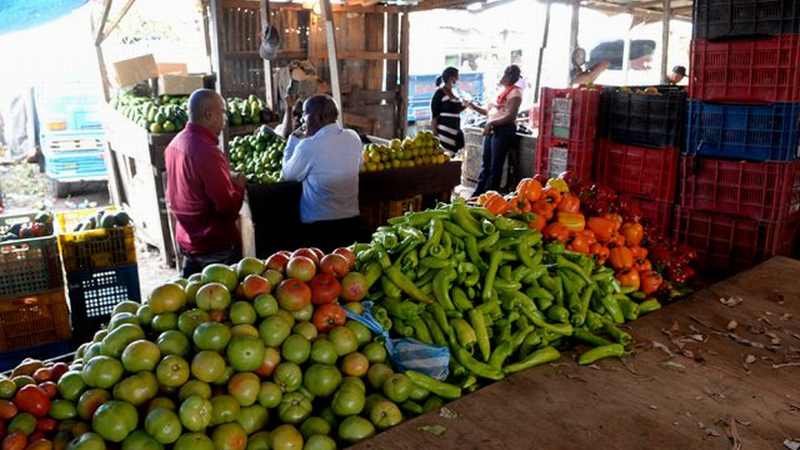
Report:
281,123,362,223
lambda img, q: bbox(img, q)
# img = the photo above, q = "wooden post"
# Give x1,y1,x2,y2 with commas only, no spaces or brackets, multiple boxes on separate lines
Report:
399,12,410,137
319,0,343,126
533,0,551,103
661,0,672,84
621,22,631,85
90,1,113,102
202,0,214,73
259,0,275,110
568,0,579,86
209,0,226,95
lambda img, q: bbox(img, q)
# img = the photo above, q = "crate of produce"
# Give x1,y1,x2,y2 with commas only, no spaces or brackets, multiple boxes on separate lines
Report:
673,206,800,275
595,139,679,203
685,101,800,162
56,208,136,273
679,156,800,221
66,265,141,339
535,136,594,183
692,0,800,41
361,195,424,232
55,206,118,233
599,85,686,149
538,87,601,144
0,289,71,352
619,195,674,236
690,36,800,104
0,213,63,300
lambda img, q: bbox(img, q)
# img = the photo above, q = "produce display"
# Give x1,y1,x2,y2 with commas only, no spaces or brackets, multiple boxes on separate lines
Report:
0,212,53,242
111,93,189,134
226,96,267,127
72,210,131,232
361,132,450,173
228,128,286,184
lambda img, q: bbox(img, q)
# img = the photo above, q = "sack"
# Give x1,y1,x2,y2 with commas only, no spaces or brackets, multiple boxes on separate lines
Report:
345,302,450,380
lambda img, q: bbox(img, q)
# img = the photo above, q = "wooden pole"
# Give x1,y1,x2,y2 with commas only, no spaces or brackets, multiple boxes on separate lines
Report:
209,0,225,95
621,20,631,85
259,0,275,110
201,0,214,73
661,0,671,84
533,0,551,103
568,0,579,86
319,0,343,126
91,1,113,102
97,0,137,45
94,0,113,45
399,12,410,137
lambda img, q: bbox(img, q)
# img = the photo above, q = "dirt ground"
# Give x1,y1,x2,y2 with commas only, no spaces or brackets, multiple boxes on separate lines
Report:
1,162,176,299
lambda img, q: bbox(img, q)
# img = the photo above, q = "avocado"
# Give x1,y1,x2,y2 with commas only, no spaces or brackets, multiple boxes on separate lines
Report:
114,212,131,227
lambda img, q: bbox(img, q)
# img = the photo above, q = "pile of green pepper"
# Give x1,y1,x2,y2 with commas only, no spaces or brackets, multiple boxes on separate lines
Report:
353,199,662,389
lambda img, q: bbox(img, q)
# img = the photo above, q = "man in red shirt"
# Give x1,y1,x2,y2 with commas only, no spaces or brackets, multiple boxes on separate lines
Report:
166,89,245,277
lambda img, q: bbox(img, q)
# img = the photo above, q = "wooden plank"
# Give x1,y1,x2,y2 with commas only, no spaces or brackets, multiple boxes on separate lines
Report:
259,0,274,109
661,0,671,84
97,0,136,45
94,0,113,45
398,12,409,137
319,0,343,125
343,112,374,130
318,50,400,60
271,2,406,14
354,256,800,450
365,13,384,91
209,0,226,94
386,13,399,91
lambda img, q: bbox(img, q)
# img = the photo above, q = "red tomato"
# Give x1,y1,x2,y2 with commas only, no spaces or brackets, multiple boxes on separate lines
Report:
13,386,50,417
37,383,56,400
35,418,57,434
312,303,347,333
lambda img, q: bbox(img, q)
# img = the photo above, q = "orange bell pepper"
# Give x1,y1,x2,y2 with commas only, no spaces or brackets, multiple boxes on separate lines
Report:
543,222,570,243
528,213,546,232
586,217,615,242
557,193,581,213
557,211,586,233
640,270,663,295
516,178,543,202
609,246,634,270
590,243,610,265
621,222,644,247
616,269,641,291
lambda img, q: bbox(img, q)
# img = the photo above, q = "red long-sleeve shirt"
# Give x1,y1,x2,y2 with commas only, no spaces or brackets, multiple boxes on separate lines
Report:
165,123,244,255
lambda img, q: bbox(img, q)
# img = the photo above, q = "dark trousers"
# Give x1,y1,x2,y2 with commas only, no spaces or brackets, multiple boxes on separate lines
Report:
301,216,364,253
472,124,517,197
181,246,242,279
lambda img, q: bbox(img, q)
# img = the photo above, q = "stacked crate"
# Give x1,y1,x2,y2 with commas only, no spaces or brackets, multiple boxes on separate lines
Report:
56,208,141,340
676,0,800,274
595,86,686,234
0,213,70,351
535,87,601,183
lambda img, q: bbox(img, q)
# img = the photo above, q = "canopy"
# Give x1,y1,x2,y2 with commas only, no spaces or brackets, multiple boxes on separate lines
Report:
0,0,88,36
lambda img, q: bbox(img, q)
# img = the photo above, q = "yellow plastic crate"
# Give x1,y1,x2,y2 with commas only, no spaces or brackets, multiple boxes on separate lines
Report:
55,206,119,234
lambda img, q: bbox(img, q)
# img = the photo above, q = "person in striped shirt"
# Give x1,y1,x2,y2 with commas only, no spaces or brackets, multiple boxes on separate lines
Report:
430,67,468,155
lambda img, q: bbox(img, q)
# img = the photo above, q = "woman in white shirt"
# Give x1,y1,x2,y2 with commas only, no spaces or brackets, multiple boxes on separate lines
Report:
467,65,523,196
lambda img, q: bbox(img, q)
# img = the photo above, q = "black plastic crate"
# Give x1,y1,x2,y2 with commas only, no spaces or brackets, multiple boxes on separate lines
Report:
693,0,800,41
599,86,686,149
66,264,141,340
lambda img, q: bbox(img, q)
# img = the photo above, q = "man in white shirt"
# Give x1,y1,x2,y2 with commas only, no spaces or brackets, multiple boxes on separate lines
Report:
281,95,363,250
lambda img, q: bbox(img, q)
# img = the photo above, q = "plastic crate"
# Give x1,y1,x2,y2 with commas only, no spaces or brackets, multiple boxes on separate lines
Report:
535,136,594,183
57,221,136,273
595,139,679,203
0,213,63,300
690,36,800,103
0,289,71,352
692,0,800,41
620,195,674,235
599,85,686,149
55,207,118,233
673,207,800,275
685,101,800,162
679,156,800,221
538,87,601,145
66,265,141,339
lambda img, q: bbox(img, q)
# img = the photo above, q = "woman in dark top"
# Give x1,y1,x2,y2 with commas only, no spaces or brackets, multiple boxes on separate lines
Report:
430,67,467,154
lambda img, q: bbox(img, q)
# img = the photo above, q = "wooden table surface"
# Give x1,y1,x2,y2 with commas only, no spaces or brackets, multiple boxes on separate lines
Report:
353,257,800,450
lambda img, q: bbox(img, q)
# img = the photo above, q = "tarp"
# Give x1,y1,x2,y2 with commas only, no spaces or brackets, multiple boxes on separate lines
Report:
0,0,88,36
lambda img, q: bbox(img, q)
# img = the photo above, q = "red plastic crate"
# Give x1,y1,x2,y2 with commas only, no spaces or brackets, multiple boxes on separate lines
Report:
535,136,594,183
673,207,800,275
689,35,800,103
538,87,601,144
595,139,679,203
679,156,800,222
620,195,674,236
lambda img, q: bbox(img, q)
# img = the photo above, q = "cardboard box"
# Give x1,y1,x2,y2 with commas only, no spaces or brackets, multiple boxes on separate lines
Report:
158,74,205,95
111,54,158,87
157,63,188,75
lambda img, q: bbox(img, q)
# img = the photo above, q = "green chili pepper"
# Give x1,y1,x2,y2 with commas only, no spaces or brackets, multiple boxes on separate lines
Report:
476,232,500,251
430,303,455,346
469,206,496,221
517,294,573,336
481,219,496,235
416,269,437,288
511,266,531,283
522,266,546,284
481,250,503,301
494,279,521,294
383,298,421,321
405,371,462,399
545,241,565,255
491,237,521,252
460,262,480,287
504,346,560,374
422,312,447,347
534,295,553,312
394,319,414,337
616,295,640,321
601,294,625,324
619,285,637,294
573,284,595,327
510,324,534,349
373,231,400,250
556,256,592,284
451,202,483,237
488,341,514,369
476,301,502,321
411,318,433,344
451,286,473,312
494,319,512,343
639,299,662,315
400,400,424,416
420,256,451,269
422,396,445,413
497,265,512,282
526,286,555,302
445,309,463,319
464,235,489,272
573,328,613,347
381,276,402,299
602,318,632,346
364,262,383,289
578,343,625,365
453,346,505,380
432,268,457,310
468,309,491,361
585,311,605,332
461,375,478,391
494,216,527,231
451,318,477,351
546,305,570,324
419,218,444,257
384,266,433,304
517,234,538,268
519,331,543,358
442,220,468,238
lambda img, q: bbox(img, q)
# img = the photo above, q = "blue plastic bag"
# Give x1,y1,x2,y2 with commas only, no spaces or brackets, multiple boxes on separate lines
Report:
345,302,450,380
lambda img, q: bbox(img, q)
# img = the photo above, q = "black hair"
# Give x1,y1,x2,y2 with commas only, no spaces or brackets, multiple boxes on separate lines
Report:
435,67,459,86
304,95,339,125
501,65,522,86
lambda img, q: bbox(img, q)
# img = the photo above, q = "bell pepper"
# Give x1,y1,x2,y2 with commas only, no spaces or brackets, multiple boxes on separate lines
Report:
578,344,625,365
567,233,591,254
621,222,643,247
543,222,570,242
587,216,615,242
616,269,641,291
406,371,462,399
546,178,569,193
503,346,560,374
609,246,634,270
516,178,543,202
531,199,556,221
557,192,581,213
640,270,663,295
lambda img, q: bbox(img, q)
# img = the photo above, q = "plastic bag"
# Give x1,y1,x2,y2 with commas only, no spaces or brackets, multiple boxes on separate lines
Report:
345,302,450,380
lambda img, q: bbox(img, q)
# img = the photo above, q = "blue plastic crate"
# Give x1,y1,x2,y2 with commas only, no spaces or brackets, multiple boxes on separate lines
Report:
686,101,800,162
44,150,108,181
66,264,140,339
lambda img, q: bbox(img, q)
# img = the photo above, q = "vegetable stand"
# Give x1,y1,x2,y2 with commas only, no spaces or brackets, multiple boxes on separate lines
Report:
352,256,800,449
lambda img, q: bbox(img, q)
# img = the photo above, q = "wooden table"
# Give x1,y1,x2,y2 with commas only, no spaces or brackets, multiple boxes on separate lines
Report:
354,257,800,449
